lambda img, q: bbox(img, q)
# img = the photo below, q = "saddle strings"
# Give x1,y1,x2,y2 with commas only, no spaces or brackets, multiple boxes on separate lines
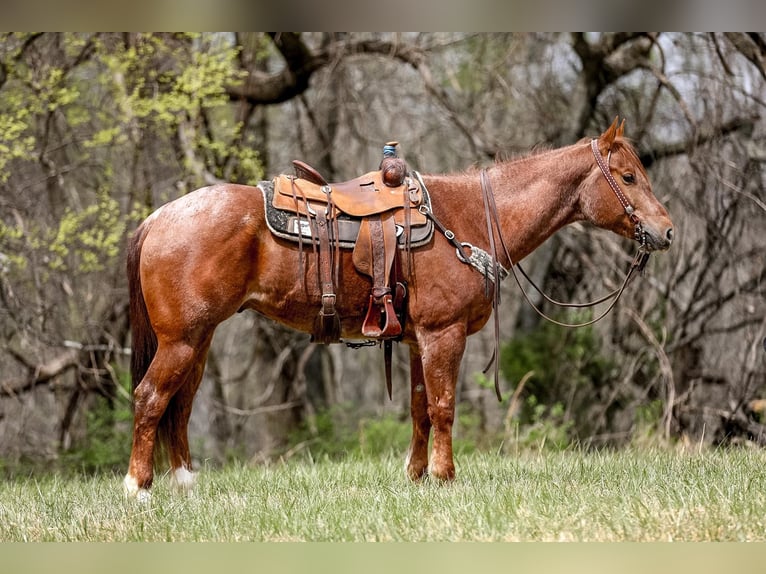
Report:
290,177,312,293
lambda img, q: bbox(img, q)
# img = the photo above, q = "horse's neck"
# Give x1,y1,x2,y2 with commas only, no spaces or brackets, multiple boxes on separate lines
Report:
427,143,590,265
492,147,589,261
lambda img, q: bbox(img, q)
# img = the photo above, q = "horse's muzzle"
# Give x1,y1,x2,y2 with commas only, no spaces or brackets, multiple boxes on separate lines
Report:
643,223,674,252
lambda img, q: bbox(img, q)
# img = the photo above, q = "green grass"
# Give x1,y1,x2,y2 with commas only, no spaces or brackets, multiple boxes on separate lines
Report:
2,448,766,541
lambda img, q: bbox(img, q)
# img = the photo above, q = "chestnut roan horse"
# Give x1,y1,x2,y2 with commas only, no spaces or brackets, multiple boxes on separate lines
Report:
123,118,673,499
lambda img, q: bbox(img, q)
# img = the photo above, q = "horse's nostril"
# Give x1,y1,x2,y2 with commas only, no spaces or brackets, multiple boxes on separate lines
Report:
666,228,674,242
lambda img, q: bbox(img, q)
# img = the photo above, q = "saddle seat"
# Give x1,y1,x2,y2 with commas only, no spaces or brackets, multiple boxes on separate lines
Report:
273,160,424,222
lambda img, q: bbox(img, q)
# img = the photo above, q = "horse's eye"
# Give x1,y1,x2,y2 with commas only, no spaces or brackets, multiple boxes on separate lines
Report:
622,173,635,185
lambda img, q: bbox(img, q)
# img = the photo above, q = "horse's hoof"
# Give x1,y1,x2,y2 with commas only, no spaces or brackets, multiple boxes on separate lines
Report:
405,449,429,481
427,464,456,482
405,462,429,482
123,474,152,503
170,466,196,495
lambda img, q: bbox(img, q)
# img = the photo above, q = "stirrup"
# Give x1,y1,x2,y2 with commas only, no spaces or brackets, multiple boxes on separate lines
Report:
361,294,402,339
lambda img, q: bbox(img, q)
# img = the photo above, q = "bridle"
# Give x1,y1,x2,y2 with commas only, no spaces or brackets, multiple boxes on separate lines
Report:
590,138,647,247
414,138,651,401
500,140,652,325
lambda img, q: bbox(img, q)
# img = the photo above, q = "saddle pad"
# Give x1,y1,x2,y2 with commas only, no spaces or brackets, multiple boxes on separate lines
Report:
259,180,434,249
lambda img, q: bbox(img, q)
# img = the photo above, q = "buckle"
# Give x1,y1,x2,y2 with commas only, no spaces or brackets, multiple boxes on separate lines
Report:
321,293,336,306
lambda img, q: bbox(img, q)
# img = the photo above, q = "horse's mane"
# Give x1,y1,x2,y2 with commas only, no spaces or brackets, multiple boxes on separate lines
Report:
427,135,646,180
498,136,647,176
489,142,553,166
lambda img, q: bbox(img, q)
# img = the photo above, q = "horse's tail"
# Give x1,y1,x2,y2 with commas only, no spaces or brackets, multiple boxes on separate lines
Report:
127,219,158,399
127,219,176,469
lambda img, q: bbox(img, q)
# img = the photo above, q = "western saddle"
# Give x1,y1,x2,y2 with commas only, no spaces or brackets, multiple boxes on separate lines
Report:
266,143,431,359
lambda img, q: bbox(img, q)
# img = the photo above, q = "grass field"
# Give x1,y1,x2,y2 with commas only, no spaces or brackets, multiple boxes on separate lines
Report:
2,448,766,541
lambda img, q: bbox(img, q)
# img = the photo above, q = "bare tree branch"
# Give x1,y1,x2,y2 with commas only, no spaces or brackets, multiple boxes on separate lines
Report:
639,115,760,168
570,32,655,137
226,32,329,105
724,32,766,81
625,308,676,440
0,348,79,398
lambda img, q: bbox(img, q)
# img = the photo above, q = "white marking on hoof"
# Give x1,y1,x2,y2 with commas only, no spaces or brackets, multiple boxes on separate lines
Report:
123,474,152,503
170,465,196,494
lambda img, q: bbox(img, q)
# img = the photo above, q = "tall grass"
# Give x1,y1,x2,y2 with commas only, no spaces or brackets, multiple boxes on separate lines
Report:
2,448,765,541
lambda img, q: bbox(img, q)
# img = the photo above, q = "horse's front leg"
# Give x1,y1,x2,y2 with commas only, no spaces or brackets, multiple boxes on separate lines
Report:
417,324,467,481
405,345,430,481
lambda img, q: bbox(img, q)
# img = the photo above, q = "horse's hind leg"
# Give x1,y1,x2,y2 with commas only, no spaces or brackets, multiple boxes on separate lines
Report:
164,339,212,494
405,346,431,481
124,340,203,500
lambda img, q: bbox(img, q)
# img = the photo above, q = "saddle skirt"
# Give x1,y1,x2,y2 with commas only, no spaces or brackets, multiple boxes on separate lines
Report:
259,177,434,249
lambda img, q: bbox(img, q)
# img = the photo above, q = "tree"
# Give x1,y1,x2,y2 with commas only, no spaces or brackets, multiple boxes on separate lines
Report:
0,33,261,464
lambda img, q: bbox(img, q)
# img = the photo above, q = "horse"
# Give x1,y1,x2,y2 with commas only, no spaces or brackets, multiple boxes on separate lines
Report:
123,118,673,500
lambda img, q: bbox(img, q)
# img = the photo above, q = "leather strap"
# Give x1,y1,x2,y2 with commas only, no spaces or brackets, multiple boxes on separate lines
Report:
369,216,389,299
479,170,504,402
290,177,307,290
481,168,647,326
403,183,412,275
591,138,645,244
384,340,393,401
310,192,343,344
315,207,336,317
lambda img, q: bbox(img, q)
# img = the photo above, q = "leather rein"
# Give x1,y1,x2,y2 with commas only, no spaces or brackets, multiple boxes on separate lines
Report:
502,139,651,329
414,139,651,401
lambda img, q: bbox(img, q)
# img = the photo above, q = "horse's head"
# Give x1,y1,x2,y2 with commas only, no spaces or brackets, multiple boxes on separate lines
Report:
580,118,674,252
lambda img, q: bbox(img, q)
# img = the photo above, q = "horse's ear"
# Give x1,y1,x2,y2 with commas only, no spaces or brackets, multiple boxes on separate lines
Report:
616,118,626,138
599,116,620,152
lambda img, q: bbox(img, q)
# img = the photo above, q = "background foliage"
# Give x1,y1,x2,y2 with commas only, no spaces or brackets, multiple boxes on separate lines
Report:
0,33,764,472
